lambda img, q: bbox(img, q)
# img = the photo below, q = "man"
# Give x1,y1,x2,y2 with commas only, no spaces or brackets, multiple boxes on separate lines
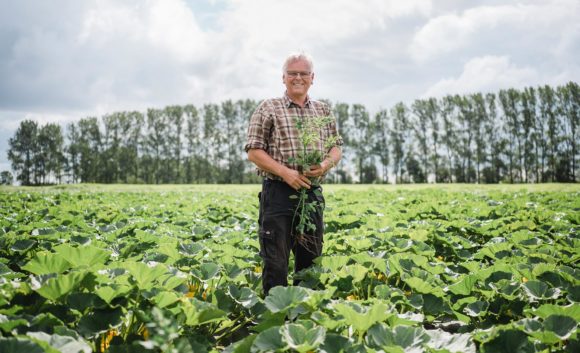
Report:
245,52,343,295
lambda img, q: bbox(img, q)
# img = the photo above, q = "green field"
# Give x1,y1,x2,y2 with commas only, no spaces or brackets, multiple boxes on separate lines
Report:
0,184,578,352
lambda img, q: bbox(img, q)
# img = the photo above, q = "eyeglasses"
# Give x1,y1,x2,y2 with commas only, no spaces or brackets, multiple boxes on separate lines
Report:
286,71,312,79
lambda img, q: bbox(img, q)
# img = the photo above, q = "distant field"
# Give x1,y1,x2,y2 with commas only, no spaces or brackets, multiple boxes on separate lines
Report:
1,182,578,193
0,183,578,352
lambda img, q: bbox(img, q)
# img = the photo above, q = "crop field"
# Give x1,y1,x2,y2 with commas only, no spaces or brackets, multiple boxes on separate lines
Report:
0,184,578,353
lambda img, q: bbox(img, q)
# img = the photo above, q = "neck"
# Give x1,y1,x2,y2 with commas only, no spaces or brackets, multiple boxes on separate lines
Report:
286,92,307,107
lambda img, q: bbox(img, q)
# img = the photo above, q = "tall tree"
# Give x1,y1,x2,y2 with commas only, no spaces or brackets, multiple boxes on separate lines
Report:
8,120,39,185
521,87,537,182
116,111,142,183
0,171,13,185
201,104,221,183
538,85,559,181
350,104,373,183
37,123,65,184
456,95,476,182
101,113,121,183
483,93,506,183
499,89,522,183
77,117,102,183
412,98,439,182
145,108,168,184
237,99,259,183
557,82,579,181
372,109,390,183
440,96,458,182
184,104,201,183
332,102,351,183
471,93,491,183
65,122,81,183
221,100,240,183
411,99,430,181
390,102,410,183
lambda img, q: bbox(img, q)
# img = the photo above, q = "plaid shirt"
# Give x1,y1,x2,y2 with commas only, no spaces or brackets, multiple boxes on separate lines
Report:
245,93,343,179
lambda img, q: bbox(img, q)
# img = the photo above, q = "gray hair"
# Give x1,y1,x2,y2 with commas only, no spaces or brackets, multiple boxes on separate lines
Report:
282,52,314,73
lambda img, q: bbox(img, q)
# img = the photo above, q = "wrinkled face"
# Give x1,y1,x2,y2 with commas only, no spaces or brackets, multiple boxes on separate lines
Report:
283,59,314,99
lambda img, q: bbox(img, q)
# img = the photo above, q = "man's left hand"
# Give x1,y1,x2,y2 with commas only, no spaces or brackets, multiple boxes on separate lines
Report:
303,161,329,178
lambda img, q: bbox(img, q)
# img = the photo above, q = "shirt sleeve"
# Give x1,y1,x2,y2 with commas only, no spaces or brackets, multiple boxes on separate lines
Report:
244,101,273,152
323,103,344,150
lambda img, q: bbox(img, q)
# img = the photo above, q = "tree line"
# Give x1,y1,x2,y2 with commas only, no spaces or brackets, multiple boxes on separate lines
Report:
5,82,578,185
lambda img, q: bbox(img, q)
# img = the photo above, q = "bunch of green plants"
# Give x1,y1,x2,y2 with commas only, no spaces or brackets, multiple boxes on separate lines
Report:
288,115,339,245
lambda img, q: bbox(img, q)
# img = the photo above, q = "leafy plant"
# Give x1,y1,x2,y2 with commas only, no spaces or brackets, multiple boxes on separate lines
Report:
288,115,338,250
0,186,578,352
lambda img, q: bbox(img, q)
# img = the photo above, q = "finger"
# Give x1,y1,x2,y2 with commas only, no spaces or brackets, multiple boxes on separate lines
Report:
298,178,310,189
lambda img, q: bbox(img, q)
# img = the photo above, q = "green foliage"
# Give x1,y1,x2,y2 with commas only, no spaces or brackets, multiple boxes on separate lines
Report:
0,185,578,352
290,114,338,238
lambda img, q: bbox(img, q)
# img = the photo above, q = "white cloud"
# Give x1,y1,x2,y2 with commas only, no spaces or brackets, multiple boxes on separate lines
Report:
78,0,207,62
0,0,212,113
423,56,538,98
410,0,580,62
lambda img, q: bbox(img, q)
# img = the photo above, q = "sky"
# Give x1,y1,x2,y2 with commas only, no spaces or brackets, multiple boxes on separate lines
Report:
1,0,579,173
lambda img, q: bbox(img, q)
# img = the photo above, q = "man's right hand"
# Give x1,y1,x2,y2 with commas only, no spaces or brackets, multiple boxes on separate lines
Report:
281,168,311,190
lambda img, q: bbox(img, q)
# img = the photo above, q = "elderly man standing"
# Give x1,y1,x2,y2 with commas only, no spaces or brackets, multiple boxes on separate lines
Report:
245,52,343,295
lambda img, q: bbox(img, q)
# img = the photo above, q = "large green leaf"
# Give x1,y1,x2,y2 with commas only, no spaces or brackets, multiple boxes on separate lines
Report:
10,239,37,253
52,244,110,268
192,262,221,281
479,329,535,353
334,302,390,336
251,326,287,353
0,314,29,333
123,261,168,290
152,290,180,308
182,298,226,326
67,292,108,312
316,255,351,272
0,337,46,353
543,314,577,339
26,332,92,353
526,303,580,321
338,263,368,283
280,321,326,353
366,323,429,351
264,286,309,313
425,329,475,353
228,285,260,309
463,300,489,317
94,284,133,304
223,334,257,353
77,307,123,338
447,274,478,295
522,280,560,300
404,276,444,296
318,333,352,353
33,271,87,301
22,252,71,275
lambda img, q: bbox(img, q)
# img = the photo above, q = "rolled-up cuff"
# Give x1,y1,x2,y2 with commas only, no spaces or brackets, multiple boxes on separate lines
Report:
244,142,267,153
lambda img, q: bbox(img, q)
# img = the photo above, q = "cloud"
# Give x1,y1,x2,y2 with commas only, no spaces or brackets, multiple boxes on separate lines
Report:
409,0,580,63
423,55,538,98
0,0,210,112
200,0,432,103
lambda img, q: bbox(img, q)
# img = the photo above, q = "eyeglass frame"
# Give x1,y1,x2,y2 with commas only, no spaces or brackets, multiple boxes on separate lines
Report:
285,71,313,79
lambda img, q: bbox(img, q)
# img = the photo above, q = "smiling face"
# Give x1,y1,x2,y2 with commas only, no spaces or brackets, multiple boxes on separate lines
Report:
283,59,314,104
